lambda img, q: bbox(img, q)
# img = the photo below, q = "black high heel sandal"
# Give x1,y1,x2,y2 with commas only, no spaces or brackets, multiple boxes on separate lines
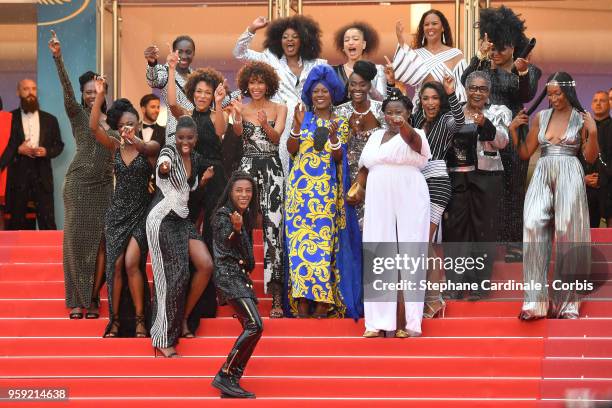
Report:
135,315,147,338
85,297,100,319
104,315,120,338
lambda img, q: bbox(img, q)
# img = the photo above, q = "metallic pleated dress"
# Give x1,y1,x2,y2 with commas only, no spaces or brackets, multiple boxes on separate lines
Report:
522,108,590,319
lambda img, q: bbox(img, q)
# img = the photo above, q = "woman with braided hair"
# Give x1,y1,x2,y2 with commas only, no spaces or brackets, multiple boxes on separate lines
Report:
461,5,542,262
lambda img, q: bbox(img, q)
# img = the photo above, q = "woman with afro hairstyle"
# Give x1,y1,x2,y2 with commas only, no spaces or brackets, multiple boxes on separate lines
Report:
332,21,386,104
461,5,542,262
509,72,598,320
49,30,113,320
392,9,467,105
231,61,287,318
89,78,161,338
233,15,326,177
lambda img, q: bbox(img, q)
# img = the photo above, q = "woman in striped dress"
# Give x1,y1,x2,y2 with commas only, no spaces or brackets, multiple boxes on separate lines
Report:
146,116,214,358
392,10,467,106
412,76,465,317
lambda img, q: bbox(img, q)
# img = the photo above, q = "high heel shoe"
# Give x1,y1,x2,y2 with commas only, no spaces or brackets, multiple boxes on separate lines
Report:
135,315,147,338
85,297,100,319
423,297,446,319
154,347,180,358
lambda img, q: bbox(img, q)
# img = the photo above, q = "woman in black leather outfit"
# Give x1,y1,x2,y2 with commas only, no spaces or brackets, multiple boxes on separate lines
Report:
211,171,262,399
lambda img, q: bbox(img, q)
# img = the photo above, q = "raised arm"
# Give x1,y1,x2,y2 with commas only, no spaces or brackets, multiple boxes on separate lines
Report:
233,17,270,62
144,44,169,89
48,30,81,119
166,51,190,119
515,59,542,104
581,112,599,164
443,76,466,134
287,104,305,156
88,76,117,151
509,110,540,160
212,81,229,139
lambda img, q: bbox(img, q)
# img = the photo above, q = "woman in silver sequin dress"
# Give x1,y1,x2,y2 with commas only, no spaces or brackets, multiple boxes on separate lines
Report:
231,61,287,318
335,60,385,229
509,72,599,320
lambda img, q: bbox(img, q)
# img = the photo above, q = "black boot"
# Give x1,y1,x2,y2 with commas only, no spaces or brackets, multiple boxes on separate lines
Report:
212,369,255,399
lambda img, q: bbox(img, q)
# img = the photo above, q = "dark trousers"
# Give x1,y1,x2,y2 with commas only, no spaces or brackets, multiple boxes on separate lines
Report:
7,182,56,230
444,170,502,285
222,297,263,378
586,186,602,228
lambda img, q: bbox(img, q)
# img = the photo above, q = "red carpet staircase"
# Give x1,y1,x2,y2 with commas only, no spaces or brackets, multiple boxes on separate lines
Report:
0,230,611,407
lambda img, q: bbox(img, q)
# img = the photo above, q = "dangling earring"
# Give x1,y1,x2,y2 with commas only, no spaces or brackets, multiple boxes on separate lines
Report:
421,36,425,46
442,32,446,44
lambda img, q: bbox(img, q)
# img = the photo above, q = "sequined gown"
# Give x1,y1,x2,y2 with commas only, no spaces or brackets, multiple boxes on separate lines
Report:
239,121,284,293
522,108,590,318
53,55,113,309
103,149,153,336
334,100,385,229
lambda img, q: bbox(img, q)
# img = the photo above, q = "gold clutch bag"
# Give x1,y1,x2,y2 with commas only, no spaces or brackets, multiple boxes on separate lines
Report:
347,182,364,198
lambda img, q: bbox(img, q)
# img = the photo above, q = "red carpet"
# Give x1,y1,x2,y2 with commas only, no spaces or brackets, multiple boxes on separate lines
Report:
0,230,611,407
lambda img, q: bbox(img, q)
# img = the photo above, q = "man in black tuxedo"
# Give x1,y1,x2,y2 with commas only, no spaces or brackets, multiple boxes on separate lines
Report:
0,79,64,230
139,93,165,146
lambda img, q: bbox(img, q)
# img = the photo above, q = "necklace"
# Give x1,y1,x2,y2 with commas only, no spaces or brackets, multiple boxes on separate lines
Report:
351,103,371,126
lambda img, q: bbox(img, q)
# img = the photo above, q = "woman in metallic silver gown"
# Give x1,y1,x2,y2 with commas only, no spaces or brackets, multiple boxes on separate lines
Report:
509,72,599,320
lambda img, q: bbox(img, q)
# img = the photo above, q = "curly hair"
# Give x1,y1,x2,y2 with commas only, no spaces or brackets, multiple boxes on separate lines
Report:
414,9,454,48
333,21,380,55
263,15,322,60
105,98,139,131
479,6,529,59
236,61,279,99
184,67,224,103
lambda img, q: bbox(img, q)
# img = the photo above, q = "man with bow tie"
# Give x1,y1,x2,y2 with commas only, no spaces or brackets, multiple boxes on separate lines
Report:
139,93,165,146
0,79,64,230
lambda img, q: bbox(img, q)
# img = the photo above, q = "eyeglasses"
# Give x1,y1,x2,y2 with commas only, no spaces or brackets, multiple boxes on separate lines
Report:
468,85,489,93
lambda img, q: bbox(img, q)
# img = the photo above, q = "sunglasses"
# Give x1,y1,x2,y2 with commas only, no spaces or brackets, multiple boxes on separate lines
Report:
468,85,489,93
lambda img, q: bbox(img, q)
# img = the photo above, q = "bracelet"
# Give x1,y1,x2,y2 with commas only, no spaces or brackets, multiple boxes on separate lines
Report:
518,69,529,77
330,140,342,150
290,129,301,139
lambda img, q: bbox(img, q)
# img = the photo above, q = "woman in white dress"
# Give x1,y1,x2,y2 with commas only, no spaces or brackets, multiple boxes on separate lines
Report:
392,9,467,105
355,89,431,338
233,15,326,176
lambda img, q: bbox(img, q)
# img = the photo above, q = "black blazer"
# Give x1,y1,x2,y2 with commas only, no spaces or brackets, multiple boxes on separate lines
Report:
0,109,64,195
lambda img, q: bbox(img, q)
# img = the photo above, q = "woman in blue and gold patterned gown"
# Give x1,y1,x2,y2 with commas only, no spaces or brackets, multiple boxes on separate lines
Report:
285,65,362,319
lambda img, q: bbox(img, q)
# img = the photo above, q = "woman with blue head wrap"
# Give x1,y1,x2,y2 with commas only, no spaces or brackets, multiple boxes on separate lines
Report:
284,65,363,319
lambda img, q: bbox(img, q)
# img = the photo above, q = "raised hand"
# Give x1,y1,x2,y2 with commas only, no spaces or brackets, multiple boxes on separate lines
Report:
48,30,61,57
121,125,137,144
230,97,243,121
230,211,243,232
257,110,268,126
214,81,227,106
443,75,455,95
581,112,597,133
514,57,529,73
144,45,160,65
383,55,396,85
203,166,215,181
395,20,406,45
293,102,305,129
510,110,529,131
249,16,269,34
479,33,492,56
471,111,485,126
159,161,170,175
328,119,339,141
94,75,107,95
166,48,179,70
388,114,407,128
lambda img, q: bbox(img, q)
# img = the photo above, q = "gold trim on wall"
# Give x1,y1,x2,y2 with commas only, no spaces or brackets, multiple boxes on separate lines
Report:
37,0,91,26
